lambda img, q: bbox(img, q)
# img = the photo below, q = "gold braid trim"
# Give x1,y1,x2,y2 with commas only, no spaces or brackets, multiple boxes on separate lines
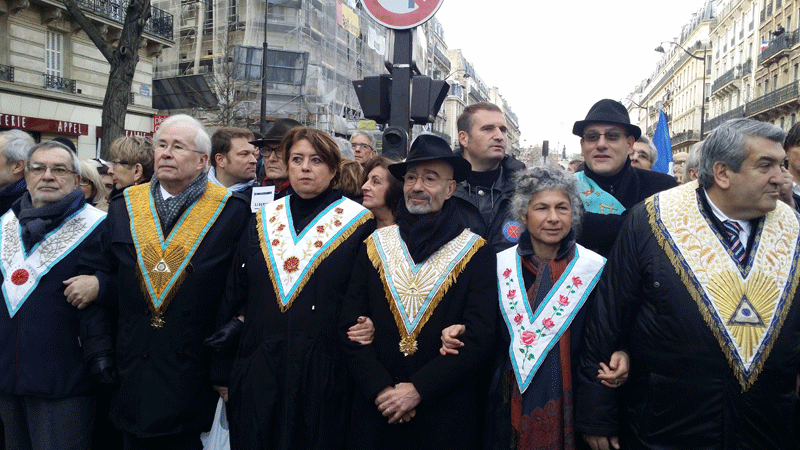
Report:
646,194,800,391
127,183,230,328
258,210,373,313
366,232,486,356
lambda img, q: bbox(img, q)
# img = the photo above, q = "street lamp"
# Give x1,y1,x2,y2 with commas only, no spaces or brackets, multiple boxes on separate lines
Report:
625,95,650,136
443,68,470,81
655,41,707,137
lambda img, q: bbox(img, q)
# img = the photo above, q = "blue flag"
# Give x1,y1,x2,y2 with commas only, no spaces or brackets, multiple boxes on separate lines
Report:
651,110,673,174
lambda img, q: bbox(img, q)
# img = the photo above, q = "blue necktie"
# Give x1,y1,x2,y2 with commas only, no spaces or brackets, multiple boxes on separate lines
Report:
723,220,745,263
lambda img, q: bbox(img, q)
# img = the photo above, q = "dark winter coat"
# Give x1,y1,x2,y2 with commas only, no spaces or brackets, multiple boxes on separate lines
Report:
79,187,250,437
340,231,497,450
452,153,526,252
576,197,800,450
0,199,105,399
214,191,375,450
576,159,677,257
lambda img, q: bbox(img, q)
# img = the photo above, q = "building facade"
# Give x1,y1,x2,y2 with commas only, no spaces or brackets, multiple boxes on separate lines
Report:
626,0,715,154
0,0,173,157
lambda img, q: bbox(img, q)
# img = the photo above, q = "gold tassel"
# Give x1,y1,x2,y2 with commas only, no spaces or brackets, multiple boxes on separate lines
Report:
368,232,486,356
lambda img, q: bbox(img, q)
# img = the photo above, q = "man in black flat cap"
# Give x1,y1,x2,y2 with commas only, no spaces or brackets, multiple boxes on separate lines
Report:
572,99,677,257
339,133,497,450
251,118,302,199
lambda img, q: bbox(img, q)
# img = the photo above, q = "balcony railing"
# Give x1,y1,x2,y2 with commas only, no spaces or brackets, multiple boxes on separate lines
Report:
671,129,699,146
712,65,738,93
433,46,451,72
742,58,752,75
758,29,799,65
705,105,745,133
73,0,173,41
746,80,799,116
44,74,77,93
0,64,13,82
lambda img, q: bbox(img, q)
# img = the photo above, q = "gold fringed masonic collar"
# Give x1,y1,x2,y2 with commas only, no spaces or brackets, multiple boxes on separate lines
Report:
646,181,800,391
125,183,230,328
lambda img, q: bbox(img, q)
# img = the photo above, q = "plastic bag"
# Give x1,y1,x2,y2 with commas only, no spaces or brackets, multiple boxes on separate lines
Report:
200,397,230,450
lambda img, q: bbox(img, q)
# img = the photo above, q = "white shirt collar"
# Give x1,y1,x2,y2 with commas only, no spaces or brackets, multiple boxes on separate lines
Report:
701,187,751,243
160,184,174,201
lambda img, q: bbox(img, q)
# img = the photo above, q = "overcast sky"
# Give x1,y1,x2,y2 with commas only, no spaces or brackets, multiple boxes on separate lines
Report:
434,0,712,156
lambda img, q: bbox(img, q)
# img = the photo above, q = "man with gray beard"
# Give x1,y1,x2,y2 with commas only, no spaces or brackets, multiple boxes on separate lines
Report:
340,134,497,450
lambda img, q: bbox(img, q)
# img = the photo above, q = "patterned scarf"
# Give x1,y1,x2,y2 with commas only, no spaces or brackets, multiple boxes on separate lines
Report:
15,188,85,252
150,172,208,233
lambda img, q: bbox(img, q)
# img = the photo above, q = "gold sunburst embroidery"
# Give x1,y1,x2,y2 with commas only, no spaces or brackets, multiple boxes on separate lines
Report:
708,270,777,364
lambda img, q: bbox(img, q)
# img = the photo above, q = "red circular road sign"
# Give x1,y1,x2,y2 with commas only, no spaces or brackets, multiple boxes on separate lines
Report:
362,0,444,30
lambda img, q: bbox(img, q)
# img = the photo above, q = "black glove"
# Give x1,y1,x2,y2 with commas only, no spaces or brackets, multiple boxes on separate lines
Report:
204,317,244,351
90,353,118,385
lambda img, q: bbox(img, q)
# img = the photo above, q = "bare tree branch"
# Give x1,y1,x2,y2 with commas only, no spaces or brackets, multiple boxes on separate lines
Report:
60,0,114,62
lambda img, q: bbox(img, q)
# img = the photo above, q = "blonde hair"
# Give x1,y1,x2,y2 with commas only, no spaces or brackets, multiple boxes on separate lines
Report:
109,136,154,183
79,160,109,210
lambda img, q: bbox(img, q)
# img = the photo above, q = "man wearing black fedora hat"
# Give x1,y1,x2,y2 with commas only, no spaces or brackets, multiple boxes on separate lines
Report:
250,118,302,199
572,99,676,257
340,133,497,450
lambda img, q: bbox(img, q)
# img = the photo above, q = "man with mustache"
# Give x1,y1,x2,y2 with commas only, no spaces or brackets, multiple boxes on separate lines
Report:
340,134,497,450
577,119,800,450
572,99,676,257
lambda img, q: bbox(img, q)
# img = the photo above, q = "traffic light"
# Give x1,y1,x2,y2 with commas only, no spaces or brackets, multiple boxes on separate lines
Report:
382,126,408,158
352,75,391,123
410,76,450,125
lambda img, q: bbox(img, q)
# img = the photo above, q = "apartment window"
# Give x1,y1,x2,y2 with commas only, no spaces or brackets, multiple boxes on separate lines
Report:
792,113,796,125
781,117,785,129
746,83,751,101
45,30,63,78
789,16,792,31
229,0,238,24
765,79,770,93
774,74,778,90
795,63,799,80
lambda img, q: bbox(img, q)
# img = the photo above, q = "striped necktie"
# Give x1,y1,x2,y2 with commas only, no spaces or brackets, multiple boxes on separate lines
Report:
723,220,745,262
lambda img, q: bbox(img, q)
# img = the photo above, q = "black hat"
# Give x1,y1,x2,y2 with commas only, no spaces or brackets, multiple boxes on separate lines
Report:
572,99,642,140
52,136,77,153
250,118,303,147
388,134,471,183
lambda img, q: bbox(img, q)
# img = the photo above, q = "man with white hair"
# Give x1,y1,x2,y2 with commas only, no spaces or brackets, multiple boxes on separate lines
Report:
350,131,377,164
0,130,35,214
68,114,250,449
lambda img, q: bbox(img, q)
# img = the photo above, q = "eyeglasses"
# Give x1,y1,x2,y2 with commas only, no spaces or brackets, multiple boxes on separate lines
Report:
27,164,76,178
403,173,452,187
111,160,130,168
259,146,282,157
632,151,650,161
155,141,203,155
351,143,373,151
79,180,91,186
582,131,627,142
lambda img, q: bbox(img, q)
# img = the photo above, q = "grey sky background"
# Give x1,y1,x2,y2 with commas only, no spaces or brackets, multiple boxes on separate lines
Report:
434,0,711,156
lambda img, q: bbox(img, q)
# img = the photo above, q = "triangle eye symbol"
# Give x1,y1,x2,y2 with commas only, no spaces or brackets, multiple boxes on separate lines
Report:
728,294,765,327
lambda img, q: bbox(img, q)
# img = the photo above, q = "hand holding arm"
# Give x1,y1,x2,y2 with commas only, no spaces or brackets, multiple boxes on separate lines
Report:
347,316,375,345
439,324,466,355
597,350,630,388
63,275,99,309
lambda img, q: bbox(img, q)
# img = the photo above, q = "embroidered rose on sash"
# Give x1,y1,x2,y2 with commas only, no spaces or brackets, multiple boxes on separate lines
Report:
521,330,535,346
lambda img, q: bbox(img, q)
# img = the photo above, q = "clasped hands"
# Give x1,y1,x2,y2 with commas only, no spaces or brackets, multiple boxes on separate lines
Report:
375,383,419,425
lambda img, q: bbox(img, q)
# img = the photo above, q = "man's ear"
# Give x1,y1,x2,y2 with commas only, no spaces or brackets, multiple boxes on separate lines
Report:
12,159,24,176
133,163,144,183
713,161,732,190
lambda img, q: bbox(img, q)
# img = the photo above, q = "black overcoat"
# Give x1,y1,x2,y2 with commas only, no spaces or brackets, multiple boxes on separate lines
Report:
339,233,497,450
80,187,250,437
214,192,375,450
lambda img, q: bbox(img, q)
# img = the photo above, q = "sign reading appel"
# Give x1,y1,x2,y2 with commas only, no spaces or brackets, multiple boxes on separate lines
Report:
362,0,444,29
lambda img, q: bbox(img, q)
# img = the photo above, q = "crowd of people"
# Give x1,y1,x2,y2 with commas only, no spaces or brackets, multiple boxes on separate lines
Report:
0,97,797,450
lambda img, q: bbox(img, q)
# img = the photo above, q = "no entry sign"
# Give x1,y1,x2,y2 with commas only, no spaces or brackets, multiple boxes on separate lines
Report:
362,0,444,29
